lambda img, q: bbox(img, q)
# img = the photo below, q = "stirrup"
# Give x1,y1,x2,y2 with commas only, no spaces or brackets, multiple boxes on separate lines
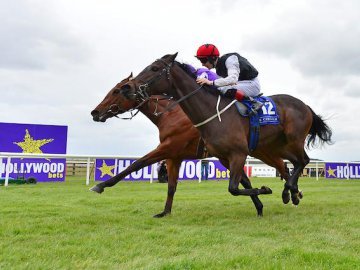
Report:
249,102,263,116
252,102,263,111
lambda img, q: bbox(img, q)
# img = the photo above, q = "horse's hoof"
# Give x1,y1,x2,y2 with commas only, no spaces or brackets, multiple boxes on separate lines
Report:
261,186,272,194
298,190,303,199
153,211,170,218
89,185,104,194
282,189,290,204
291,193,300,205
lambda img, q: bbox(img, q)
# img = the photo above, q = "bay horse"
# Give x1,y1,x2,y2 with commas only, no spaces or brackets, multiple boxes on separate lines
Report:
126,53,333,214
90,74,214,217
91,74,273,217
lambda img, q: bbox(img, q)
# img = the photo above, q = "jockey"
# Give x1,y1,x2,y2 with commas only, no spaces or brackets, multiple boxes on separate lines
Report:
195,43,263,111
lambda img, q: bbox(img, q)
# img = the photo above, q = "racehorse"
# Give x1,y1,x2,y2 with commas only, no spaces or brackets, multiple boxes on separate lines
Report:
91,74,202,217
126,53,333,214
91,74,272,217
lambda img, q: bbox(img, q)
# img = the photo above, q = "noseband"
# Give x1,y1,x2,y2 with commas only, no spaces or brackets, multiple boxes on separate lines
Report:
106,103,141,120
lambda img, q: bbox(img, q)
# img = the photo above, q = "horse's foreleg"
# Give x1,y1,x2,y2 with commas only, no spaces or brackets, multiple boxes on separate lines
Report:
153,159,182,218
227,155,243,195
227,155,272,197
221,158,265,216
90,147,168,194
240,171,264,216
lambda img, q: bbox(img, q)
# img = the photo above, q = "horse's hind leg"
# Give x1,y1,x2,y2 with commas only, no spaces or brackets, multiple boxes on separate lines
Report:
153,158,182,218
268,158,291,204
285,149,310,205
255,154,291,204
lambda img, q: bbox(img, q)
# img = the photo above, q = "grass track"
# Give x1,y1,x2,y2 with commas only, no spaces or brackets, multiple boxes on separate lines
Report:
0,177,359,269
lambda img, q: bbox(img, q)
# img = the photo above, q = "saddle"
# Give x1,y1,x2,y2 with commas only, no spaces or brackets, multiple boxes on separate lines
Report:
235,94,264,116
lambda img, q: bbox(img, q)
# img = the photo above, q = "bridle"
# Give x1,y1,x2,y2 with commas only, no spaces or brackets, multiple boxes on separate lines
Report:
106,102,144,120
134,59,203,117
136,59,173,102
105,94,173,120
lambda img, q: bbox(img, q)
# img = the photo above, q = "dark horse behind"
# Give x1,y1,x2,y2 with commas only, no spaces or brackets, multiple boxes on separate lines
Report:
121,53,333,215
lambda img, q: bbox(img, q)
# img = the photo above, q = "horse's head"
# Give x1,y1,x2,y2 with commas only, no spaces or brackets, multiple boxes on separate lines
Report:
131,53,178,99
91,73,140,122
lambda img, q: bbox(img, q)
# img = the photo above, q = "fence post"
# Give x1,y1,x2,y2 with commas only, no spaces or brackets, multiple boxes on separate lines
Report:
246,159,250,176
198,160,202,183
150,164,154,184
72,162,75,176
86,157,91,186
4,156,11,187
316,161,319,181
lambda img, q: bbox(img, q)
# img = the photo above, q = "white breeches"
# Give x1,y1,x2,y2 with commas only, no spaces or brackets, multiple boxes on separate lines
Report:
218,77,261,97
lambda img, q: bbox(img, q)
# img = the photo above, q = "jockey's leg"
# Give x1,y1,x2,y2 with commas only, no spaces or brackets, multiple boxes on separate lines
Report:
219,79,263,111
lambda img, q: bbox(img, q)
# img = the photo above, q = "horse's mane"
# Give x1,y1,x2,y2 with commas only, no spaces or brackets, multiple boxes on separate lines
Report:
175,61,197,79
174,61,220,97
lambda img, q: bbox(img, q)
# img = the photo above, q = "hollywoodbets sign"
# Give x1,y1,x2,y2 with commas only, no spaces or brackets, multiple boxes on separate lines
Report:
94,158,252,181
325,162,360,179
0,122,68,182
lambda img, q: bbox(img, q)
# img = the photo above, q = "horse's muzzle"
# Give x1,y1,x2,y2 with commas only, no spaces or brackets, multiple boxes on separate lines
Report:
91,110,106,122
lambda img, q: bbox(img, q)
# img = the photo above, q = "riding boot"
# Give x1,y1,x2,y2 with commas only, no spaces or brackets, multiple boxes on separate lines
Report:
234,90,245,101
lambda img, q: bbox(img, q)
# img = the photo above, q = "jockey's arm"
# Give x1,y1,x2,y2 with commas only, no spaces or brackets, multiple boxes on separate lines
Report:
213,55,240,87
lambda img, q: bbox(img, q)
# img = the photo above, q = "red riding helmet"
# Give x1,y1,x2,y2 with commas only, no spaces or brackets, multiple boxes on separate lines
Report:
196,44,220,58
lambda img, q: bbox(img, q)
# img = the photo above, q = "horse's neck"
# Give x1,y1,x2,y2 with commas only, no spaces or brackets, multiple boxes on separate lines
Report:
172,67,222,126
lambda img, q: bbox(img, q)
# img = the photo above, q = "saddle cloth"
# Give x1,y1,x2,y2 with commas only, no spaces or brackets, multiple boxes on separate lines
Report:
235,96,280,152
235,96,280,125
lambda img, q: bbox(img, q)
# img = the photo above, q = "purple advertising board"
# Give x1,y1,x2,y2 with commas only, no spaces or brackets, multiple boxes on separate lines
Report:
0,122,67,182
325,162,360,179
94,158,252,181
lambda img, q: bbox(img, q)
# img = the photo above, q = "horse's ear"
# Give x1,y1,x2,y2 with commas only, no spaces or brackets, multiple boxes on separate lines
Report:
169,52,178,63
128,72,133,81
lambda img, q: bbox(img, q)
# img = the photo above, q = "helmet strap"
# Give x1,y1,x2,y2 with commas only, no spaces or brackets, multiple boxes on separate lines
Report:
208,57,218,68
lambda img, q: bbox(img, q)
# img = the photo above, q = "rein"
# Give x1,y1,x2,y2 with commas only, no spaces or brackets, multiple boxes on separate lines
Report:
194,97,237,127
153,85,203,117
107,95,173,120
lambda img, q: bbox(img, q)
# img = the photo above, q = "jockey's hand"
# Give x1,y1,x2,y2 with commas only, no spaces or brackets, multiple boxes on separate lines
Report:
196,77,212,85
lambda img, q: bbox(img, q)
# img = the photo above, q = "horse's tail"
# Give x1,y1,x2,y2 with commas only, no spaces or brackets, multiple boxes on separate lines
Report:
307,106,333,148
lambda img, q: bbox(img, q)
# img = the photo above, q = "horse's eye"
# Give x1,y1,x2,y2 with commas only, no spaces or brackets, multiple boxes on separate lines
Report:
121,84,131,91
151,66,159,72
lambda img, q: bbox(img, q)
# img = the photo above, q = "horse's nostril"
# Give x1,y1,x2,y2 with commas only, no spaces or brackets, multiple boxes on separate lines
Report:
91,110,99,116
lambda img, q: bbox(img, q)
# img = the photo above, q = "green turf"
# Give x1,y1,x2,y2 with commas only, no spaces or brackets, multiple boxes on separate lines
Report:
0,177,359,269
